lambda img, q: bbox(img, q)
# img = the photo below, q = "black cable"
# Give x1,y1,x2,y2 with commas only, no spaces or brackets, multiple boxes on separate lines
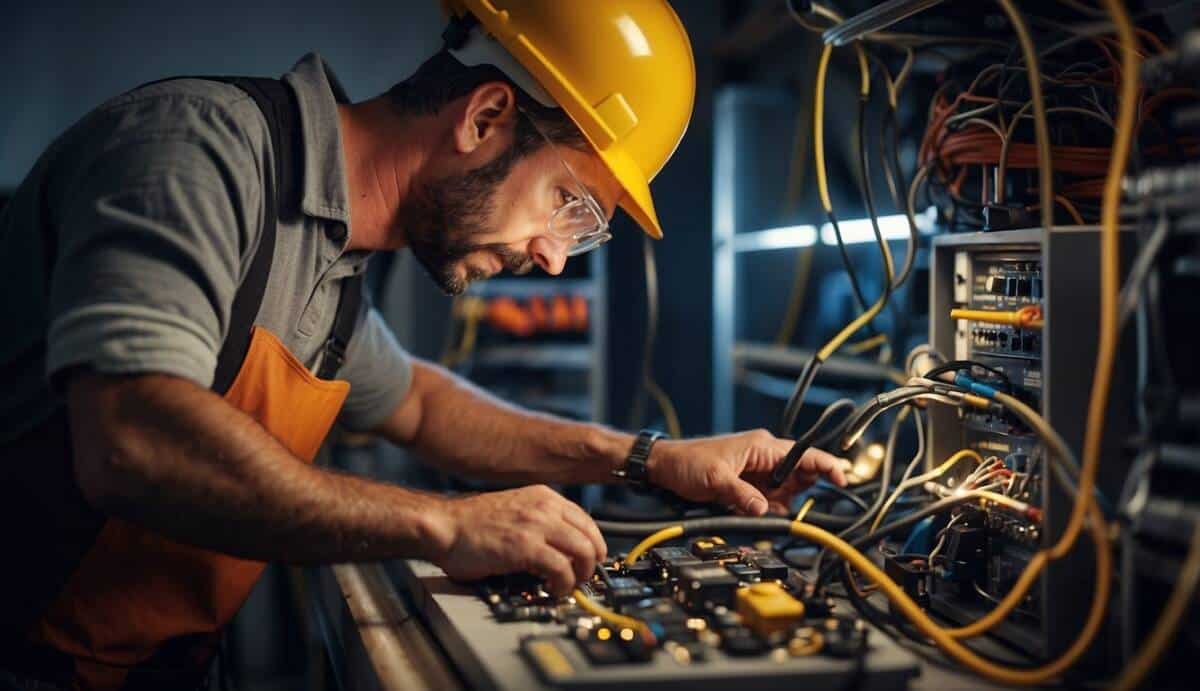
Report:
815,494,980,586
777,354,823,438
594,509,858,538
923,360,1013,390
857,95,895,302
810,405,913,580
812,481,874,514
772,397,856,486
884,106,919,290
828,209,875,325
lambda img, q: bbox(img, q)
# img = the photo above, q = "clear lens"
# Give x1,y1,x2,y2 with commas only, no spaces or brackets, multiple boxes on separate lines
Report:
550,199,603,236
518,107,611,258
567,230,612,257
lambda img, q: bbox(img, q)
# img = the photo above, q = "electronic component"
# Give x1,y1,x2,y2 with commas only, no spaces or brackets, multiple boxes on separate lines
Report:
400,549,920,690
745,551,789,581
676,564,738,613
821,617,869,658
726,562,761,581
720,626,770,657
622,559,657,581
884,554,931,611
689,536,740,561
649,546,702,577
736,582,806,638
607,576,655,606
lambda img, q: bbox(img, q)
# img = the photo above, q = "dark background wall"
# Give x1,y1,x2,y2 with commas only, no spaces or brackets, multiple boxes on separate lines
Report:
0,1,443,187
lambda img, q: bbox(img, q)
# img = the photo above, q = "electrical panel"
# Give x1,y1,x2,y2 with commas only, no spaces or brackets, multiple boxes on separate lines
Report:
928,228,1135,663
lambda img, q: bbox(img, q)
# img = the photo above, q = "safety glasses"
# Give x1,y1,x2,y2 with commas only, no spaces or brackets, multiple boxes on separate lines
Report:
519,108,612,257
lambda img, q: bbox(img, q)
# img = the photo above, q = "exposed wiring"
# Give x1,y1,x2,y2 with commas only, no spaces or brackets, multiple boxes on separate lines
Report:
996,0,1054,234
605,505,1110,685
795,497,816,523
869,449,984,533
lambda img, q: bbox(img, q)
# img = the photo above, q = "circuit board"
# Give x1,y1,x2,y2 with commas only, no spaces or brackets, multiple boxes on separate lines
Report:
393,536,920,690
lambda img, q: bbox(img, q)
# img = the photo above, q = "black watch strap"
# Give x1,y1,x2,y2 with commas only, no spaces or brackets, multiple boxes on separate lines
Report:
613,429,667,489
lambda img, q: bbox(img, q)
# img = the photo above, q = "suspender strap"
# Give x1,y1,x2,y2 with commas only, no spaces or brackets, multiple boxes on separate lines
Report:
317,272,364,380
206,76,362,388
209,77,297,395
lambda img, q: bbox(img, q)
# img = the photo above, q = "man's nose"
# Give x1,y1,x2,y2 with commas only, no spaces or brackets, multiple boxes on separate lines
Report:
529,236,568,276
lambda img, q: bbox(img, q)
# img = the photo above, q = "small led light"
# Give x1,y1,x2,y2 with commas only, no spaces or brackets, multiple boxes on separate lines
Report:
597,627,612,641
619,628,635,642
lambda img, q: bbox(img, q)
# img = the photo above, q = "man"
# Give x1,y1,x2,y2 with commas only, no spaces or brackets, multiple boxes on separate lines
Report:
0,1,846,688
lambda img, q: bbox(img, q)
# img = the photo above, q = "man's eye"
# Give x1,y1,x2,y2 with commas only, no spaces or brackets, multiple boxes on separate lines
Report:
557,187,579,207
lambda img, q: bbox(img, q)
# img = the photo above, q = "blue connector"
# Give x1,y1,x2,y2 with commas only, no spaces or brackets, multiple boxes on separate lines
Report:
954,371,999,399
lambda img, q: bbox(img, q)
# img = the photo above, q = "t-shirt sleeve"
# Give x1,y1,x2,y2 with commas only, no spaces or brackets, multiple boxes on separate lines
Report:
44,93,262,390
336,295,413,432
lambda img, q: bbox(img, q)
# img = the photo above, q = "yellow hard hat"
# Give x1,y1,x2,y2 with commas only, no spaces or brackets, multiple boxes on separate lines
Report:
440,0,696,240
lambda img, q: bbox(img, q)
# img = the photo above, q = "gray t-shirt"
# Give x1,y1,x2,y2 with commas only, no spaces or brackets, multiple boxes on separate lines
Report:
0,53,411,442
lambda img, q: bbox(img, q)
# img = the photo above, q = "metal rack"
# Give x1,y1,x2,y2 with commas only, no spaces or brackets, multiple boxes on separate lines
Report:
455,249,608,424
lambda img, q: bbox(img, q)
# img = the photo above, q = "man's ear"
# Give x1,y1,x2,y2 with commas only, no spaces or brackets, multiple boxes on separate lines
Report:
452,81,517,155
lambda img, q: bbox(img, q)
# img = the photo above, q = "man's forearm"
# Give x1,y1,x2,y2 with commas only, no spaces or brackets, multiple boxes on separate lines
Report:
70,371,452,564
380,360,636,485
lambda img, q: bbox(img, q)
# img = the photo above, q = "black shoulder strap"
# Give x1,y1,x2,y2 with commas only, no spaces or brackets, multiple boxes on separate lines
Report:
209,77,295,394
205,76,363,389
316,270,364,381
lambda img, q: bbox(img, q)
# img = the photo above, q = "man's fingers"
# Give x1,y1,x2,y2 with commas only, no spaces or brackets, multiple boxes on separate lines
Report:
543,522,599,586
715,470,769,516
561,502,607,563
528,547,576,597
794,447,850,486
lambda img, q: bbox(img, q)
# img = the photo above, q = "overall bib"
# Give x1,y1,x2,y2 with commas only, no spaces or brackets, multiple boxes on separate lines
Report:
0,78,365,690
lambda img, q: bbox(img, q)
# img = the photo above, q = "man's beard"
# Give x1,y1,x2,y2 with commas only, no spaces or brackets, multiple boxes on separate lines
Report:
403,150,535,296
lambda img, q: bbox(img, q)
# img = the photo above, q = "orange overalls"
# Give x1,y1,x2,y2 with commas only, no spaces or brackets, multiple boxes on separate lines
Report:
0,78,362,690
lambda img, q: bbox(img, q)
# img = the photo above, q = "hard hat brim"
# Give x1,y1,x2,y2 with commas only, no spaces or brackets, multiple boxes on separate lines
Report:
600,146,664,240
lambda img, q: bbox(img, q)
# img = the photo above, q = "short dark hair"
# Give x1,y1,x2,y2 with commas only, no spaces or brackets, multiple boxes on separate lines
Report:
385,50,589,158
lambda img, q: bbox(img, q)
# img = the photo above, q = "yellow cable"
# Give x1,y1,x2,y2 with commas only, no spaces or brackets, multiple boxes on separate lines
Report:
950,307,1044,329
572,588,653,640
1080,0,1137,551
854,44,870,98
1113,525,1200,690
625,525,683,564
791,502,1111,685
870,449,984,532
611,498,1109,681
950,0,1134,631
845,333,890,355
814,42,835,214
809,31,893,362
930,0,1135,643
795,497,816,522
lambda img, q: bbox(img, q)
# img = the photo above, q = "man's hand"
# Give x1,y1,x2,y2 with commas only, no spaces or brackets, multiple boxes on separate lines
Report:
646,429,850,517
433,485,607,597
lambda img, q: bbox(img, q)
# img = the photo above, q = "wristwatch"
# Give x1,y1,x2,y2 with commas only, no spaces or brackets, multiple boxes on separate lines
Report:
612,429,667,489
